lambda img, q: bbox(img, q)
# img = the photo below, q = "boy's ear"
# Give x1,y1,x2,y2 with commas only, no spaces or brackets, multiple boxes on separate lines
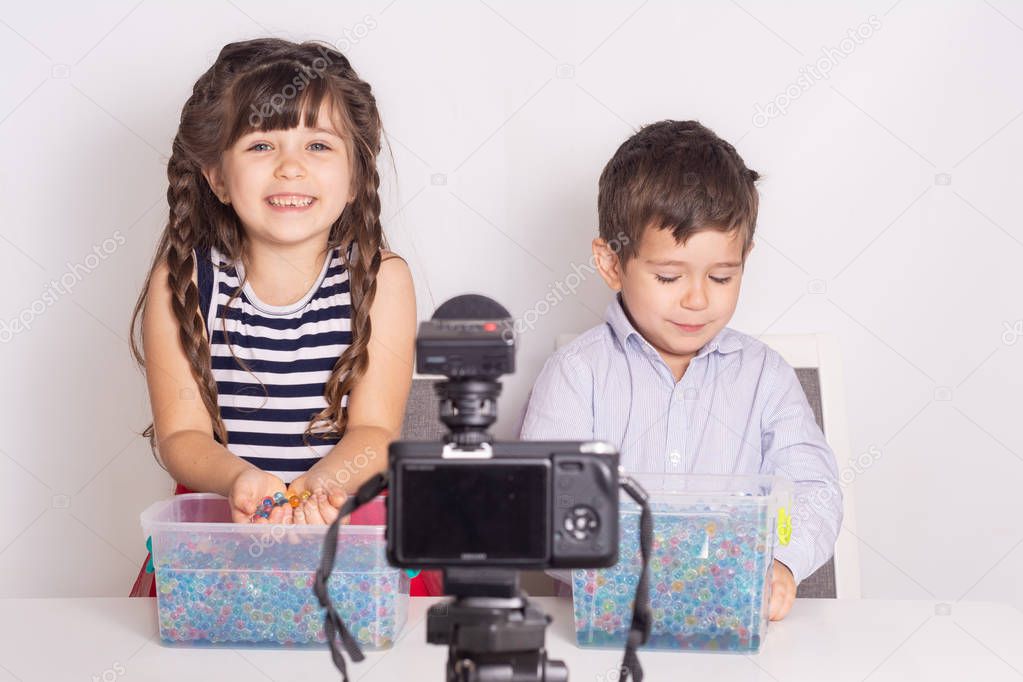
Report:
592,237,624,291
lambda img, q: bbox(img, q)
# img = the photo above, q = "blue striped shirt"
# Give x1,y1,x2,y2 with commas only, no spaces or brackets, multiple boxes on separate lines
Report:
520,294,842,584
196,245,352,484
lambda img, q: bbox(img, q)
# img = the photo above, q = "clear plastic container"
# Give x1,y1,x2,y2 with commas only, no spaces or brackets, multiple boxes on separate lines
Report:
140,493,408,649
572,474,792,653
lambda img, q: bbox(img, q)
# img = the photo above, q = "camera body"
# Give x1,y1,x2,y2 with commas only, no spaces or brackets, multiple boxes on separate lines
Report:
386,440,619,570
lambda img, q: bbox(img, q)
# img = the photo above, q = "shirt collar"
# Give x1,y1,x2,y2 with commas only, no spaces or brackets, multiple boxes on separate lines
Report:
604,293,744,360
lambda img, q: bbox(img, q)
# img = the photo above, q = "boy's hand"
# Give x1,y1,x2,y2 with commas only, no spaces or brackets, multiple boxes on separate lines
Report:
228,468,287,524
768,559,797,621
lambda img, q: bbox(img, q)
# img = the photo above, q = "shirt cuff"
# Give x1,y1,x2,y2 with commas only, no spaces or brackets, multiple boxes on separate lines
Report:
773,543,809,585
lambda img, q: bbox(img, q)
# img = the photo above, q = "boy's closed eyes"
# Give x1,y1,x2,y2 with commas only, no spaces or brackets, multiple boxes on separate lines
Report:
593,224,752,383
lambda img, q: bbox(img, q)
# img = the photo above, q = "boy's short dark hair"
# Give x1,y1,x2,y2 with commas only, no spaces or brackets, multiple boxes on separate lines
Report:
598,120,760,265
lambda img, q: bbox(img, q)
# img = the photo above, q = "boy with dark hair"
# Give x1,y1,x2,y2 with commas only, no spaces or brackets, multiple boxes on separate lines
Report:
521,121,842,621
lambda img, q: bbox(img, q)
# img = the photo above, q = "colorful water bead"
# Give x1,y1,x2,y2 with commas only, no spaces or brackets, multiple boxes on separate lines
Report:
251,491,313,521
573,500,773,652
152,531,408,648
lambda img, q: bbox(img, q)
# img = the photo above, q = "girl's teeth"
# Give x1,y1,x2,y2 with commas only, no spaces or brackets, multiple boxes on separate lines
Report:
268,197,314,207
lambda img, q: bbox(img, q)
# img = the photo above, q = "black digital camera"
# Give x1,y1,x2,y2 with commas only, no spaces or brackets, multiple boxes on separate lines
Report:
386,441,619,570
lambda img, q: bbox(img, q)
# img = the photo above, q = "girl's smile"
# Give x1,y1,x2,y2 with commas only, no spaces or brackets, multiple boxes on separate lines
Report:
265,193,318,211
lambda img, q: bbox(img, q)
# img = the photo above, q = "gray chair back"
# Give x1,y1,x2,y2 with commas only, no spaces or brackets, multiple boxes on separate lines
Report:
400,378,447,441
793,368,837,599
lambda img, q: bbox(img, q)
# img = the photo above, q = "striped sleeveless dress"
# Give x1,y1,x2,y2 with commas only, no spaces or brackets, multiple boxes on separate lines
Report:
195,243,353,484
131,243,443,598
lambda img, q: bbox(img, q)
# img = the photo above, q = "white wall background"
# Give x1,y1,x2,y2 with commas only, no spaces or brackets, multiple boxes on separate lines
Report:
1,0,1021,625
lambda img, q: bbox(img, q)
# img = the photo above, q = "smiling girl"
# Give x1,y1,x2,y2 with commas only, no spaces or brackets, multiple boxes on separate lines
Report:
128,39,416,597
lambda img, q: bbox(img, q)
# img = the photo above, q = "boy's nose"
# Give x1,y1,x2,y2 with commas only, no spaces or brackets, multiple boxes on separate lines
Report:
681,284,708,310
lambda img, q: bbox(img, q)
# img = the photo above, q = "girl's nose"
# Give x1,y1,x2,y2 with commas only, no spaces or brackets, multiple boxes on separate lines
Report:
275,155,306,180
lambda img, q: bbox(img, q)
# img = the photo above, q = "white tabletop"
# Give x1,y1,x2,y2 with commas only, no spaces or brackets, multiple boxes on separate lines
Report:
1,596,1021,681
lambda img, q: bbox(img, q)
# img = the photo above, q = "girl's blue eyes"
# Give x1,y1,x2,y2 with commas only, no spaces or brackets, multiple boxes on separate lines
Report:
247,142,331,152
655,275,733,285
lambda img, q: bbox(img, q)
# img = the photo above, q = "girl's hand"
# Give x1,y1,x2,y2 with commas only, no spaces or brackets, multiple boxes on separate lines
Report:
289,489,348,526
768,559,797,621
287,470,348,526
228,467,288,524
287,469,347,518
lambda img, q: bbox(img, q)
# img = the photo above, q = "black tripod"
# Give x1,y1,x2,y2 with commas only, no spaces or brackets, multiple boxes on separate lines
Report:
427,569,567,682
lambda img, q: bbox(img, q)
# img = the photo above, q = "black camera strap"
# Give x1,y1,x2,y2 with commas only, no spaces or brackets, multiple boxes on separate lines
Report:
617,476,653,682
314,472,389,682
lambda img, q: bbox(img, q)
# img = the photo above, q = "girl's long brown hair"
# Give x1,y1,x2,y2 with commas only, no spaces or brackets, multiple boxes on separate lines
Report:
130,38,386,452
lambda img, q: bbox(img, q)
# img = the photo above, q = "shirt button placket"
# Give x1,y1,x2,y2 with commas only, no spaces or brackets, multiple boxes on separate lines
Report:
667,383,686,473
